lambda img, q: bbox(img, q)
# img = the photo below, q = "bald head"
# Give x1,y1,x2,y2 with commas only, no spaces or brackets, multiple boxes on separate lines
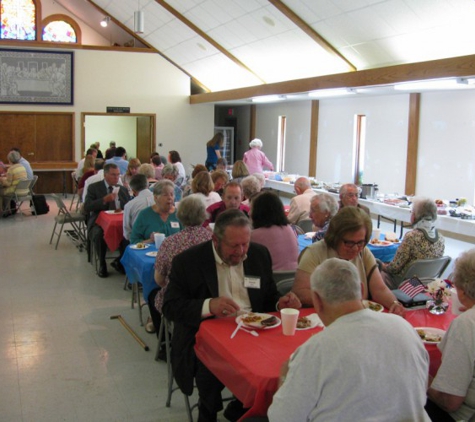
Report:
294,177,311,195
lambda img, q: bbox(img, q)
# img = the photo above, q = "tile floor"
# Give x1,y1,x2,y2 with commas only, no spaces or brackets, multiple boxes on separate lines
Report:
1,195,472,421
0,197,199,422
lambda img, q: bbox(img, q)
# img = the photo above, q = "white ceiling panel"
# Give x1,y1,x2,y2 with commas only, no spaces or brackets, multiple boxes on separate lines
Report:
60,0,475,92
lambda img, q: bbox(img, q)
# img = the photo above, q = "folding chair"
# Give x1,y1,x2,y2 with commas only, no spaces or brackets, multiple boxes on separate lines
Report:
400,256,452,285
70,172,80,211
15,178,36,218
297,219,313,233
49,193,87,250
1,178,32,219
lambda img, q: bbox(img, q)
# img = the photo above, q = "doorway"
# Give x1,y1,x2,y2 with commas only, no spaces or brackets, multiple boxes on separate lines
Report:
81,113,156,164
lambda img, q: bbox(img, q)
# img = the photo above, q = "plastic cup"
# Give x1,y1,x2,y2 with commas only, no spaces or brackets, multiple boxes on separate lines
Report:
154,233,165,250
372,228,381,240
280,308,299,336
209,223,215,231
451,288,462,315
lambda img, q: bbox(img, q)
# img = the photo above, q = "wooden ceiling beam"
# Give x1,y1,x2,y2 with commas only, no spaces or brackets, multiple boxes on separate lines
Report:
268,0,355,72
154,0,266,86
190,54,475,104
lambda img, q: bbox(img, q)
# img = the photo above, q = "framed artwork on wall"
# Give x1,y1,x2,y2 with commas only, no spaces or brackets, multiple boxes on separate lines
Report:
0,48,74,105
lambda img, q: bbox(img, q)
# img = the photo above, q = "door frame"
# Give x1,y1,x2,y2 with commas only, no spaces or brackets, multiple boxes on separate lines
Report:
80,112,156,159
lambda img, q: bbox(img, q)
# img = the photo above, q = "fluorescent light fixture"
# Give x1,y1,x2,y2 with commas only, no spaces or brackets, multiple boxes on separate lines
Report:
134,10,144,34
458,77,475,85
393,79,463,91
100,17,110,28
251,95,286,103
308,88,356,98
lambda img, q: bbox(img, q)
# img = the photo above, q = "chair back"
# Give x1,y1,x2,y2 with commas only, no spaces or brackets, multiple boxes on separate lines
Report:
50,193,68,213
273,270,296,284
401,256,452,284
30,175,39,191
14,178,32,198
297,219,313,233
276,278,294,295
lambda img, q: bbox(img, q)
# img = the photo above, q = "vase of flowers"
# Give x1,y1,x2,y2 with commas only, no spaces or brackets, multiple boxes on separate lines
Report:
426,279,451,315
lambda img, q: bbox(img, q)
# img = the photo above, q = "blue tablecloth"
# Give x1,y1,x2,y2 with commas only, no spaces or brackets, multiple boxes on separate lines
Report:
298,234,400,263
121,245,157,302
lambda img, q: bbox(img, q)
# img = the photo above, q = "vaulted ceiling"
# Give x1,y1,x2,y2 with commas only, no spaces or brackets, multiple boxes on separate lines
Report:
59,0,475,99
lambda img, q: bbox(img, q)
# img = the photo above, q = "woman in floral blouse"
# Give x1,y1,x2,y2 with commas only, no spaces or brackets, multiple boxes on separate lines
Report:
154,195,213,314
381,197,445,289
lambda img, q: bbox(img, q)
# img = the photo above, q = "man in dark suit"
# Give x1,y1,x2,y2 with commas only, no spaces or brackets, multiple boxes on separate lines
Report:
163,209,301,422
84,163,130,278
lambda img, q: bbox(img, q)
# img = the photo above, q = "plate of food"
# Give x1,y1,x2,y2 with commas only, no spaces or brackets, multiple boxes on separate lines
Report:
296,313,323,330
369,239,393,247
105,209,123,214
236,313,281,330
130,243,150,250
362,300,384,312
415,327,445,344
145,251,158,257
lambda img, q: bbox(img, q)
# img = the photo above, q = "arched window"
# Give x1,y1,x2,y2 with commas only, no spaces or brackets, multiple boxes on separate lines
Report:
0,0,37,40
42,14,81,44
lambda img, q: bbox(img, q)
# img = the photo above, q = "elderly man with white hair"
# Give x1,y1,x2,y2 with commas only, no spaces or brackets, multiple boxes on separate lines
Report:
243,138,274,174
287,176,315,225
268,258,430,422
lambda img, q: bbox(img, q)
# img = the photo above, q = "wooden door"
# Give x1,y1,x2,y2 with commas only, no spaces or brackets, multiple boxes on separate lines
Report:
0,114,36,161
36,114,73,161
136,116,153,164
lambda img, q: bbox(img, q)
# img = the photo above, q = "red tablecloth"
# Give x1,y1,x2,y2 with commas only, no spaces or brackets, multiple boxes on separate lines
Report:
95,211,124,252
195,305,457,420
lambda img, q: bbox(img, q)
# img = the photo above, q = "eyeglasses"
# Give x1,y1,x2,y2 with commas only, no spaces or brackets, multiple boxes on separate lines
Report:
343,193,358,198
342,239,366,249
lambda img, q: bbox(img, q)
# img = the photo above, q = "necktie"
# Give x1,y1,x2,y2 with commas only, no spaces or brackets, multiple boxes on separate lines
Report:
108,186,116,210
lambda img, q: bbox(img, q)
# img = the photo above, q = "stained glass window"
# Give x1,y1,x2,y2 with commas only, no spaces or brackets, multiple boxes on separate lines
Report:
43,20,76,43
1,0,36,41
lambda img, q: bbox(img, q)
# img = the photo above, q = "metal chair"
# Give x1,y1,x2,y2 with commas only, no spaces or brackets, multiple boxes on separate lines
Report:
49,193,87,250
297,219,313,233
400,256,452,285
70,172,80,211
273,270,296,284
15,178,37,218
1,178,33,219
276,278,294,295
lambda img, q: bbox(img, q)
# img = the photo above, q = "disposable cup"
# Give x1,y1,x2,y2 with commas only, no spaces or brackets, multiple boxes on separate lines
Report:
209,223,215,231
154,233,165,250
372,228,381,240
451,288,462,315
280,308,299,336
112,186,120,195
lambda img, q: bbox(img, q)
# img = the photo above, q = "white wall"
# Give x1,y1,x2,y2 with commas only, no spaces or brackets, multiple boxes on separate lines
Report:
317,94,409,194
255,101,312,175
417,90,475,203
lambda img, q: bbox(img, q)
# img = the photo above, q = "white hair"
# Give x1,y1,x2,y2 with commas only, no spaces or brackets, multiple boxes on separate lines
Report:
249,138,263,148
310,258,362,304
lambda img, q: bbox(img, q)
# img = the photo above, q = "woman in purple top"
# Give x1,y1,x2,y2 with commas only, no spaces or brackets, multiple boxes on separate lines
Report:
154,195,213,313
250,191,298,271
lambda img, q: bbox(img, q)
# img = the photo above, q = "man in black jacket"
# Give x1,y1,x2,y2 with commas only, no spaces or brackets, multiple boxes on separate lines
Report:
163,209,301,422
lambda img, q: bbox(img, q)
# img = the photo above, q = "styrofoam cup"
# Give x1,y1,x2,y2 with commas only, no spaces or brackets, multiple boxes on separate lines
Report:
280,308,299,336
154,233,165,250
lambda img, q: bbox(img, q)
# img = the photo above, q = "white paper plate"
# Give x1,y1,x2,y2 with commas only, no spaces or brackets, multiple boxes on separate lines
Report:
415,327,446,344
235,313,281,330
130,244,150,250
305,232,316,239
296,313,323,330
145,251,158,257
369,240,393,247
105,210,123,214
362,300,384,312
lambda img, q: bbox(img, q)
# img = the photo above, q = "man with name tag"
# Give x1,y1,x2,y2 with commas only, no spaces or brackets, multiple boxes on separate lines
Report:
163,209,301,422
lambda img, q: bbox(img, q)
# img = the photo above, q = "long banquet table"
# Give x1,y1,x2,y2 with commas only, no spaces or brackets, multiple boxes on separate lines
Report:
195,305,457,420
266,179,475,239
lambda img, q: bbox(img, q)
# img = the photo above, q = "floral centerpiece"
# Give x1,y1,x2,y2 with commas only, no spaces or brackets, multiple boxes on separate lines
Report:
426,279,451,315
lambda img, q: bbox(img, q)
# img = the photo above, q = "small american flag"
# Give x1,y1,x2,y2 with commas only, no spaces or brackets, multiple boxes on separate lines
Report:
399,277,425,298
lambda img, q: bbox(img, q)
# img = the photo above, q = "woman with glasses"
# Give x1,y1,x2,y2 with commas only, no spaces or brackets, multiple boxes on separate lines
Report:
292,206,405,316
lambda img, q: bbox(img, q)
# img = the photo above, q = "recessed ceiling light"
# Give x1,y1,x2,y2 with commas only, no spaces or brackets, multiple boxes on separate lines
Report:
262,16,275,27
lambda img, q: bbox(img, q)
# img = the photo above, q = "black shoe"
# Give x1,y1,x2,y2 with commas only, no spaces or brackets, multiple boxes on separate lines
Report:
111,260,125,274
97,265,109,278
197,402,218,422
223,399,247,422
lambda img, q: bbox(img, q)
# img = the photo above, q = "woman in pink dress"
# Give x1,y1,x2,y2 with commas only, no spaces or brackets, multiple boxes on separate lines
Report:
243,138,274,174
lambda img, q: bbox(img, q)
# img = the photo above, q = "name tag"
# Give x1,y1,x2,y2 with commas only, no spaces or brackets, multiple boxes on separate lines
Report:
171,222,180,228
244,277,260,289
